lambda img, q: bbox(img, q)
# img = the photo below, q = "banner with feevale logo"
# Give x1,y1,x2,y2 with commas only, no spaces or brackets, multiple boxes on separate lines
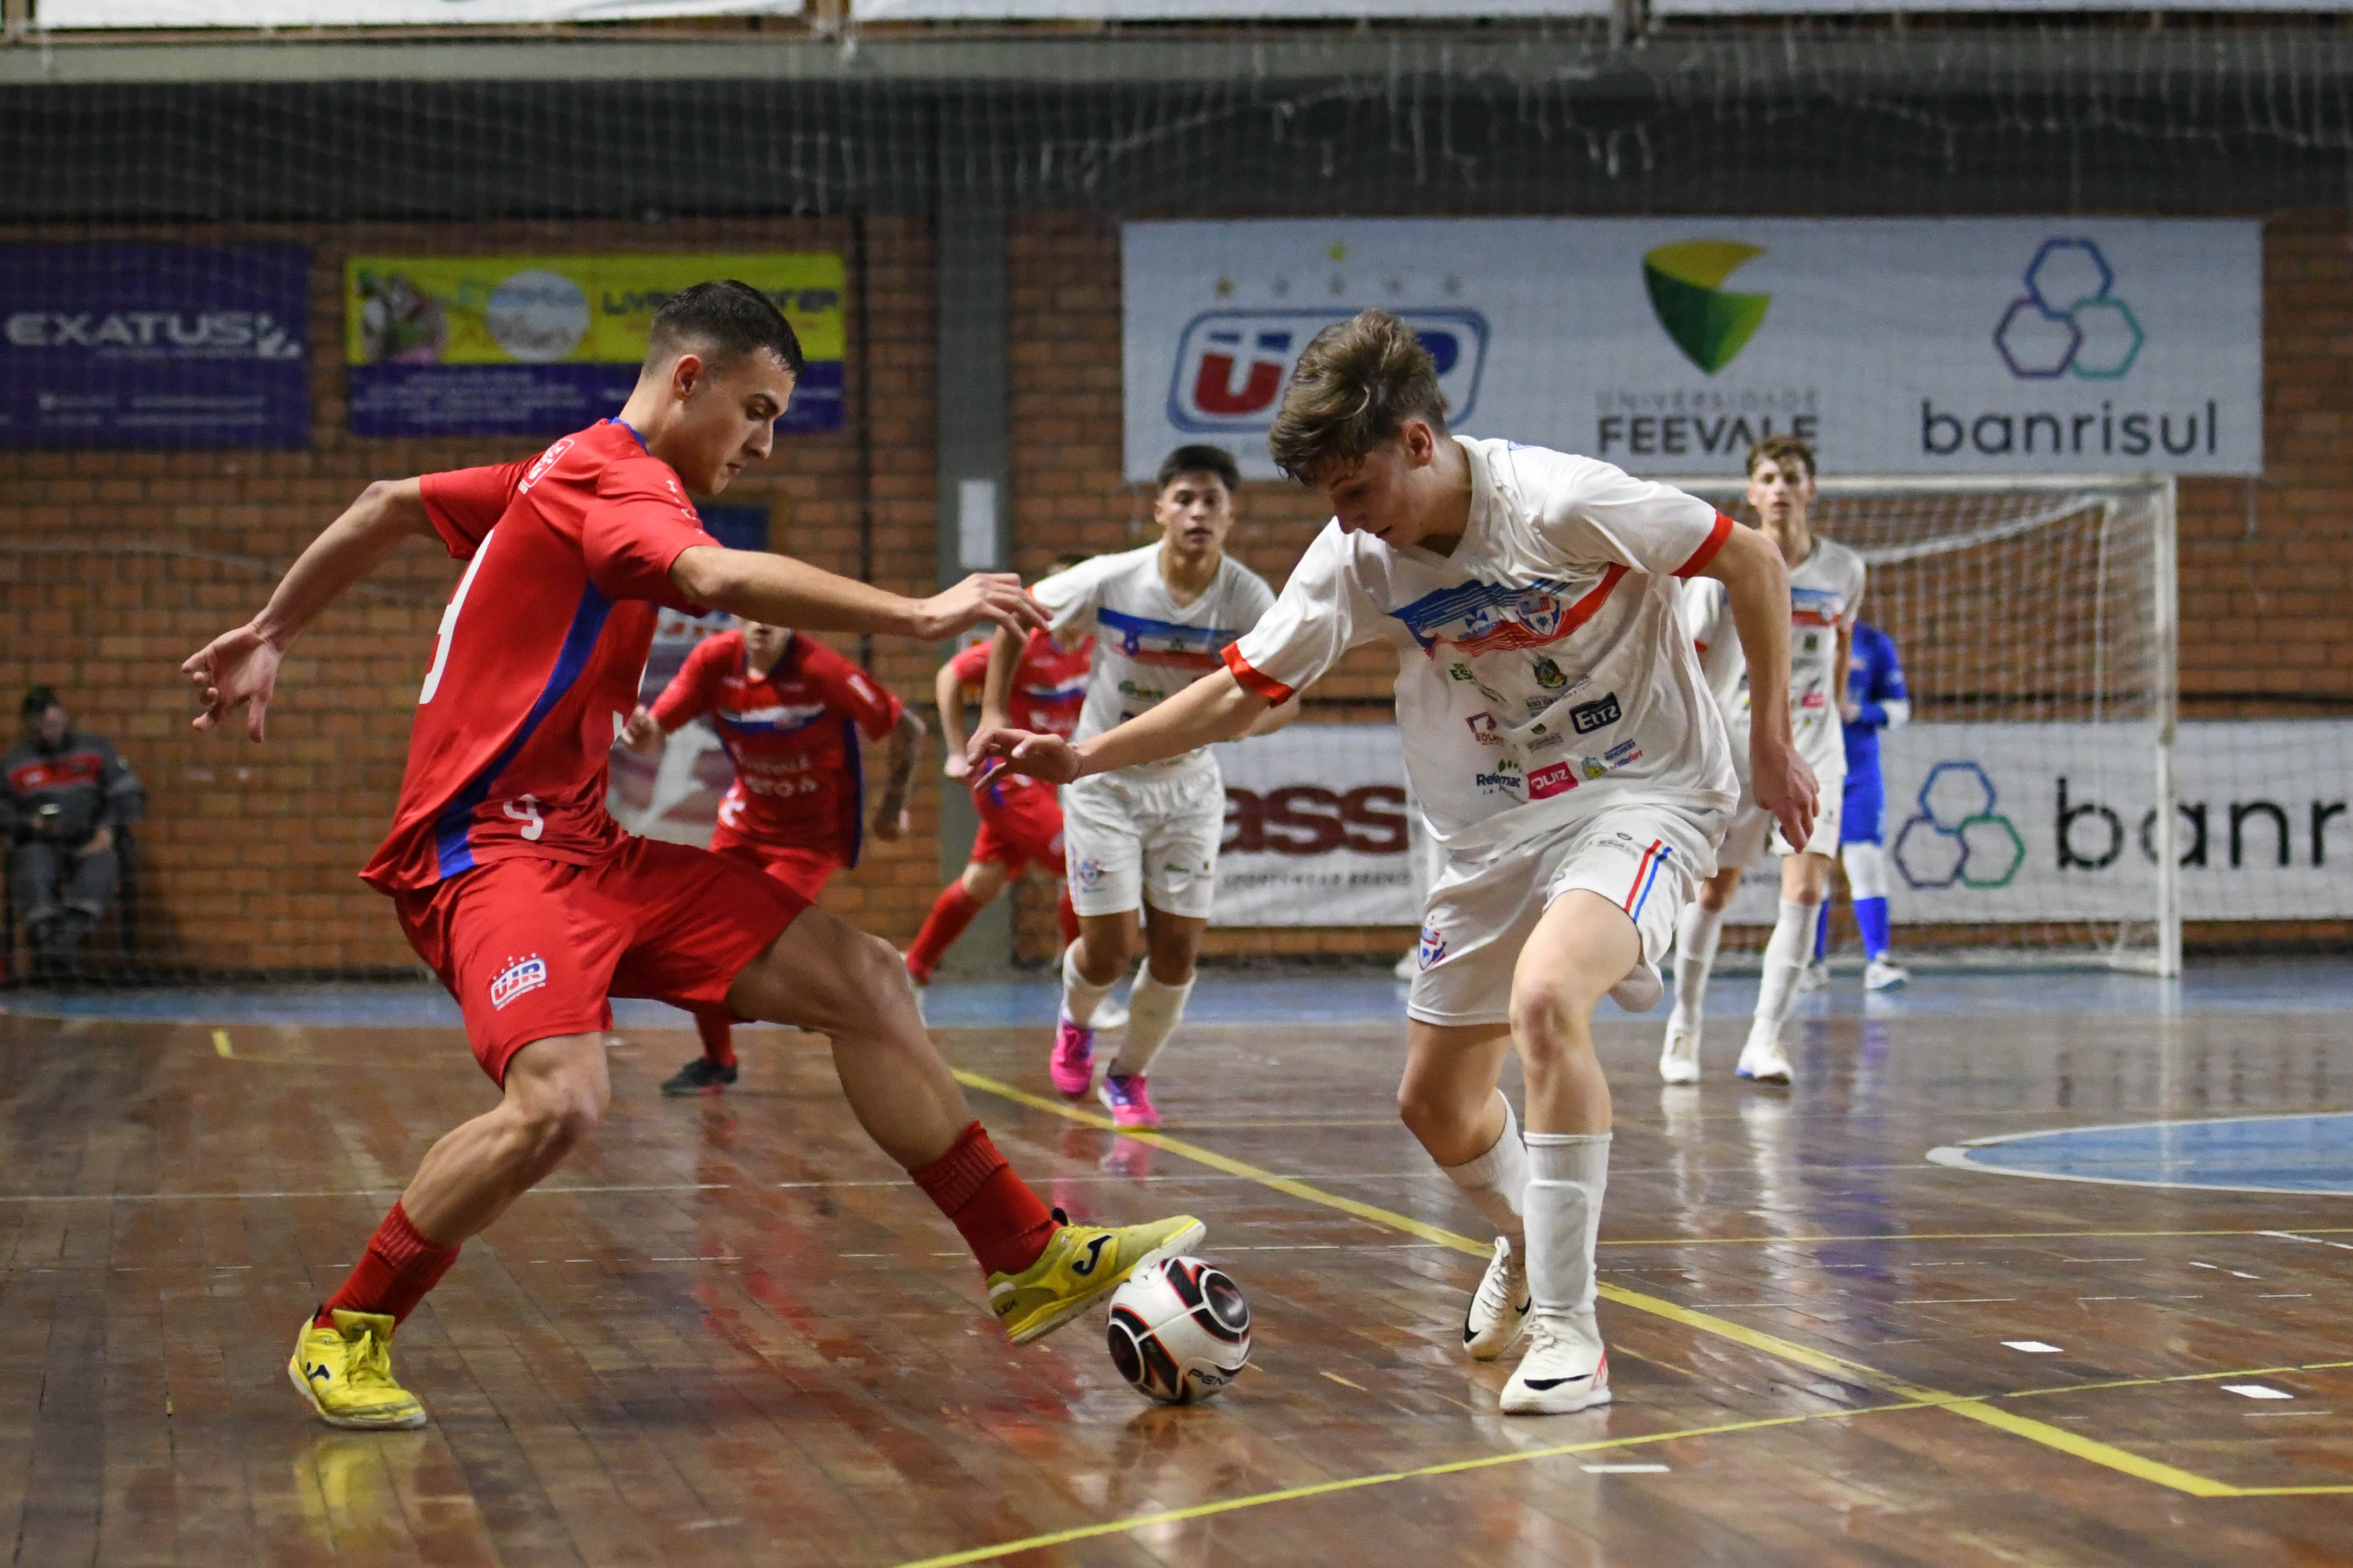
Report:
1122,218,2262,482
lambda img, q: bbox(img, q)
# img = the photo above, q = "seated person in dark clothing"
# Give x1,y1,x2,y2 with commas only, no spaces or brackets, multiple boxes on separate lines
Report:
5,687,147,969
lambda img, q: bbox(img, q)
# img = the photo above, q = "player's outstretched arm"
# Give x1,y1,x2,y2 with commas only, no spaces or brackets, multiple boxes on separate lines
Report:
1700,524,1819,846
870,709,926,842
672,549,1047,643
970,668,1270,786
934,659,977,781
182,477,437,742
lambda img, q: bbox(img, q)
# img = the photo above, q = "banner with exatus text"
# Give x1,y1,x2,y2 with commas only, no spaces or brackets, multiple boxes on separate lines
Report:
1122,218,2261,482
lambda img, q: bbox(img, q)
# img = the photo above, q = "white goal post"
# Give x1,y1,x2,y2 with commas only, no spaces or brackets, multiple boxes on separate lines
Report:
1653,473,2181,978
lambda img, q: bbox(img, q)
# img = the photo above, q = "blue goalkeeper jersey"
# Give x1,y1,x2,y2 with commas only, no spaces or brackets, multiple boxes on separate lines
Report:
1842,622,1908,778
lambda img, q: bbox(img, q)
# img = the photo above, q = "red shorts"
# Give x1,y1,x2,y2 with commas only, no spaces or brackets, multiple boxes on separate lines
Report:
393,836,807,1084
708,821,850,904
972,778,1064,873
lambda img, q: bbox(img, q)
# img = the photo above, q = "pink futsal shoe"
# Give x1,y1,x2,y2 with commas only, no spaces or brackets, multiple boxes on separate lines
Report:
1098,1072,1161,1129
1049,1016,1096,1098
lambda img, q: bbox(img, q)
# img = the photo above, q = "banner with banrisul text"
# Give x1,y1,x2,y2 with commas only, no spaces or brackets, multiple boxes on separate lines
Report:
344,253,843,439
1122,219,2261,481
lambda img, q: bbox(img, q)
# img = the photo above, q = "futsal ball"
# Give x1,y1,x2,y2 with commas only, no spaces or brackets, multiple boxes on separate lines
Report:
1105,1256,1252,1405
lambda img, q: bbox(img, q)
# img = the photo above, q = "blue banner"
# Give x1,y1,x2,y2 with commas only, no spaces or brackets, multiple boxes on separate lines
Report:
0,245,310,449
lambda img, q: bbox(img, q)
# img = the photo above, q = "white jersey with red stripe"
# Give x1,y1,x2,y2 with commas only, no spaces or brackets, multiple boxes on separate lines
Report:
1681,534,1865,780
1223,435,1739,863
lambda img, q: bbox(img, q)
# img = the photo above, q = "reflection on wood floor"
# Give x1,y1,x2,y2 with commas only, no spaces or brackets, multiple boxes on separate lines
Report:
0,986,2347,1566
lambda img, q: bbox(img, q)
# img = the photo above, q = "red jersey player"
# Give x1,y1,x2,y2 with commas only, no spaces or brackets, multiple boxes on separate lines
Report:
623,617,924,1093
181,281,1202,1432
904,556,1096,994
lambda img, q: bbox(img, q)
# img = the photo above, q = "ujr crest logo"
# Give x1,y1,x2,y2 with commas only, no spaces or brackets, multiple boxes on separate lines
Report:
1168,309,1489,434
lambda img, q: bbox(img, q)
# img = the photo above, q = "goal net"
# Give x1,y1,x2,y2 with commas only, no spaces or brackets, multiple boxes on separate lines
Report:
1659,474,2181,977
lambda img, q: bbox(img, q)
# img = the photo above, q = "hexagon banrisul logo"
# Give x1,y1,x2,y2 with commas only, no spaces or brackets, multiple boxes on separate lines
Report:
1994,238,2144,381
1642,240,1771,376
1893,761,2026,891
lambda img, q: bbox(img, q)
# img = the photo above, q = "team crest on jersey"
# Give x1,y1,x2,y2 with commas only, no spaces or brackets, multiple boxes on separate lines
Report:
1416,923,1447,971
1531,656,1567,689
490,953,548,1011
1076,857,1105,889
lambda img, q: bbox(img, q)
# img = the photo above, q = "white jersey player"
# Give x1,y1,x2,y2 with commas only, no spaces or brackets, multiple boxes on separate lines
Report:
1662,436,1865,1087
970,312,1814,1417
979,445,1291,1130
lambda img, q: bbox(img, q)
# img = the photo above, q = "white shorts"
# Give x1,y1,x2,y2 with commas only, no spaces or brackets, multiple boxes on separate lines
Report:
1061,754,1225,920
1408,803,1712,1029
1720,762,1845,869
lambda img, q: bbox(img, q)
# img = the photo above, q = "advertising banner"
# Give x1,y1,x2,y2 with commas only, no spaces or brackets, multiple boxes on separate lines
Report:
1122,218,2262,481
0,244,309,449
43,1,801,27
345,253,844,439
606,505,772,846
1720,721,2353,925
1211,724,1417,927
856,2,1599,15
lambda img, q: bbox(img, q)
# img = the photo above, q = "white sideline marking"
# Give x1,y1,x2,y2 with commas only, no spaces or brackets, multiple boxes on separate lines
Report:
2003,1341,2064,1354
1583,1464,1671,1474
2222,1384,2293,1400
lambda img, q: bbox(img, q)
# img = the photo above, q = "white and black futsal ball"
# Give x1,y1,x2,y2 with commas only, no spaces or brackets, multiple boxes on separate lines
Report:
1104,1256,1251,1405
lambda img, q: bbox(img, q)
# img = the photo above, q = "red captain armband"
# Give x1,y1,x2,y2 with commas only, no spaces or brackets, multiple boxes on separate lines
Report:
1673,513,1737,578
1222,643,1296,704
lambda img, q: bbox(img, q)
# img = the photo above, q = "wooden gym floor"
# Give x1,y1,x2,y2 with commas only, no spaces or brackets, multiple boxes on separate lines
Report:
0,967,2347,1566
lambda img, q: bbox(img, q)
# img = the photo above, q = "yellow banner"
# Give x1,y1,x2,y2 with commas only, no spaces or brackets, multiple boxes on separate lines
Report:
344,253,845,367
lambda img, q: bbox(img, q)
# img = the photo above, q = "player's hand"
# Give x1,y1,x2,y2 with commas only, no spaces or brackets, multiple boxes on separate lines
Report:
620,706,664,756
871,804,911,842
1751,735,1820,851
1838,697,1862,723
943,751,973,783
912,574,1049,642
182,622,284,742
968,725,1084,785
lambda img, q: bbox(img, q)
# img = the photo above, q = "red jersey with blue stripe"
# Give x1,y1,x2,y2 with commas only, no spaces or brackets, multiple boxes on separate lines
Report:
947,628,1093,739
360,420,716,894
650,628,902,856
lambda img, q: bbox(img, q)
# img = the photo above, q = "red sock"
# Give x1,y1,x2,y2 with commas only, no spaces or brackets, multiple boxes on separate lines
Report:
906,881,985,984
695,1009,736,1068
911,1121,1060,1277
1056,884,1080,948
318,1201,460,1328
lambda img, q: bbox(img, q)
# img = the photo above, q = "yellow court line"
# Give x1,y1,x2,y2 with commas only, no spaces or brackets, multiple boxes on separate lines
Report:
211,1028,235,1059
884,1398,1936,1568
953,1069,2269,1504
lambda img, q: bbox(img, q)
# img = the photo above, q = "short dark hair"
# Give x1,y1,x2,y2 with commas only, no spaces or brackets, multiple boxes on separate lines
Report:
1745,433,1816,483
645,280,806,380
1267,309,1447,484
21,685,58,721
1156,444,1241,496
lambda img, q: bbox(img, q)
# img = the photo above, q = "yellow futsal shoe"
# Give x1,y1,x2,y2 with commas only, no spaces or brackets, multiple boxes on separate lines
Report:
288,1309,429,1430
989,1210,1206,1345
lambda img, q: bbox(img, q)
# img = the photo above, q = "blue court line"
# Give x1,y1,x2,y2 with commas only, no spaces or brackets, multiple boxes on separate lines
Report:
1928,1112,2353,1196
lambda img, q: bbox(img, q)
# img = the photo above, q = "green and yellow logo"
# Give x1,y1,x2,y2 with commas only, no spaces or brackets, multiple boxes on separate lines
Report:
1641,240,1771,375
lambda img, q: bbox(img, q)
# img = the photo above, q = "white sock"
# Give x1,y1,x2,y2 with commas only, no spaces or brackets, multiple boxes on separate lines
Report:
1524,1132,1609,1318
1438,1095,1528,1244
1748,897,1823,1048
1061,940,1118,1029
1670,901,1726,1032
1111,970,1192,1076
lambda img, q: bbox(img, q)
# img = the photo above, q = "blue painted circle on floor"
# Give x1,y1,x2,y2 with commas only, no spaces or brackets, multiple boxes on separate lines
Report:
1934,1112,2353,1195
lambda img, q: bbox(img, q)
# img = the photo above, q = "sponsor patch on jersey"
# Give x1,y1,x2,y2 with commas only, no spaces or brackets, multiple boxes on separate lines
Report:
1528,761,1579,800
1465,713,1505,748
1605,739,1642,764
1569,691,1621,734
490,953,548,1012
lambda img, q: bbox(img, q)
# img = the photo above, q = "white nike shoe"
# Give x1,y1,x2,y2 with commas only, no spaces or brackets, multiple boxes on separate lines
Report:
1607,954,1662,1014
1462,1235,1532,1361
1658,1020,1700,1085
1499,1311,1612,1415
1864,959,1910,992
1736,1034,1794,1085
1796,960,1830,993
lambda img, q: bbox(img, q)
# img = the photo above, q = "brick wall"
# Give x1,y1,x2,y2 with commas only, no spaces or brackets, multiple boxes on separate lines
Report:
2,208,2343,975
0,215,943,975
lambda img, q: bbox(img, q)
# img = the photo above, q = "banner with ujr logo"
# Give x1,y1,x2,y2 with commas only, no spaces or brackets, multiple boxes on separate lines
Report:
1123,218,2261,481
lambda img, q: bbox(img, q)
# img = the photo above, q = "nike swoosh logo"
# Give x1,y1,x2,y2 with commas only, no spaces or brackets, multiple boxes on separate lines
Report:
1522,1373,1593,1391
